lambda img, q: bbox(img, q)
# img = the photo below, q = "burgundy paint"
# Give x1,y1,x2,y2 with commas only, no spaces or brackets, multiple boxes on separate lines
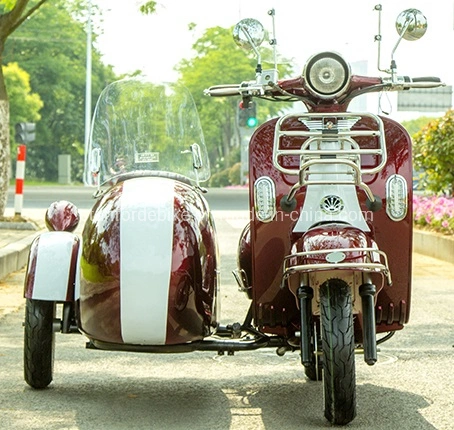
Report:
242,105,412,335
78,177,218,345
45,200,80,232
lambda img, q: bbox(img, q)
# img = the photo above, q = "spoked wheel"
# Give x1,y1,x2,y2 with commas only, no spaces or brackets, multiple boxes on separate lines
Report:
303,321,323,381
24,299,56,389
320,279,356,425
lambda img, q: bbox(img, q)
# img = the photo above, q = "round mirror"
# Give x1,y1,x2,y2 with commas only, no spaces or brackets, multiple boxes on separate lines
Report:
233,18,265,50
396,9,427,41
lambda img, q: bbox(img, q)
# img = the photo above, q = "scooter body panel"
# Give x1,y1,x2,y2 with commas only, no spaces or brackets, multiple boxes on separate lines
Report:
243,115,413,334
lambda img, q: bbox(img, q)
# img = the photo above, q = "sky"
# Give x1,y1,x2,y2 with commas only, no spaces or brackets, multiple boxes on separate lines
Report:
93,0,454,118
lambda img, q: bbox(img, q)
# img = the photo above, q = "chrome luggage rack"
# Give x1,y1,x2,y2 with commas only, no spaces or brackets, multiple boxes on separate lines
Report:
272,112,387,201
282,247,392,286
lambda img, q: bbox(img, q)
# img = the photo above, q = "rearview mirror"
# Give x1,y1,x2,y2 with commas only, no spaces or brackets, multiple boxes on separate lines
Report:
232,18,265,51
396,8,427,41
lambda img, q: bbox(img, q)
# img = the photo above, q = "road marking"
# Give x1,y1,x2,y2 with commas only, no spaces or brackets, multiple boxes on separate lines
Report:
222,388,265,429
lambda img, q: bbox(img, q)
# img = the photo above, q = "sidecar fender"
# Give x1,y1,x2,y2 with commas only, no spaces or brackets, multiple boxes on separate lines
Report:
24,231,80,301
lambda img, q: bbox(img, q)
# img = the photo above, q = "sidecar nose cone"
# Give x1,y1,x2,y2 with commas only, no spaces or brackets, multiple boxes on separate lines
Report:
45,200,80,232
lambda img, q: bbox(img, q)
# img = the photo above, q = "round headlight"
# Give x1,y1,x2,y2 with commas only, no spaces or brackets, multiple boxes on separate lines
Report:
304,52,350,99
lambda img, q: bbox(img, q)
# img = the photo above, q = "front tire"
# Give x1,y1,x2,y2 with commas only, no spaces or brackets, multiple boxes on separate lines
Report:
320,279,356,425
24,299,55,389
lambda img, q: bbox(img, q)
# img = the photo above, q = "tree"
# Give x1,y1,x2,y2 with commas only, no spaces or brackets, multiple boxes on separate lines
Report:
3,0,116,182
138,1,157,15
0,0,48,215
176,25,294,172
4,61,42,127
412,109,454,195
402,116,437,137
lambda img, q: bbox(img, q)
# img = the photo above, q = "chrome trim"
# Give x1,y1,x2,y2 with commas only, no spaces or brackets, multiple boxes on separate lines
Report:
283,247,392,285
386,174,408,221
272,112,386,203
232,269,250,294
303,51,351,99
254,176,276,222
273,112,387,176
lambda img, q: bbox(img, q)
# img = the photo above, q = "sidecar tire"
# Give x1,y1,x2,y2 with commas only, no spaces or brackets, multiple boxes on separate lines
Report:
24,299,55,389
320,279,356,425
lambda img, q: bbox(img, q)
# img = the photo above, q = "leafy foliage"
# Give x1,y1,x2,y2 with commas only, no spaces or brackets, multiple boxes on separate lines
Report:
4,62,43,124
0,0,15,14
3,0,116,181
401,116,436,137
139,1,157,15
177,25,294,173
412,109,454,195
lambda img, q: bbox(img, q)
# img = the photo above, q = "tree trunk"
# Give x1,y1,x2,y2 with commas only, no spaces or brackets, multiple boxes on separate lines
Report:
0,71,10,217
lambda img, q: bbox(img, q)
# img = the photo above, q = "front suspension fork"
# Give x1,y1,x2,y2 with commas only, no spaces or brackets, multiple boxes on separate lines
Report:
359,282,377,365
297,283,314,366
298,279,378,366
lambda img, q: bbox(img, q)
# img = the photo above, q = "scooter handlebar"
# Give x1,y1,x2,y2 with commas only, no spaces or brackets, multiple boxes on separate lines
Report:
204,75,445,98
411,77,442,83
388,76,445,90
204,84,242,97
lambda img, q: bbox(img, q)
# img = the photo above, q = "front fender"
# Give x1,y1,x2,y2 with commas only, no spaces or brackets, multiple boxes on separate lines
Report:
24,231,80,301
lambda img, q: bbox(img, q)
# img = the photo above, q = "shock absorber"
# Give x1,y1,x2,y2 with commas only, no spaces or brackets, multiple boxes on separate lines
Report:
297,284,314,365
359,282,377,365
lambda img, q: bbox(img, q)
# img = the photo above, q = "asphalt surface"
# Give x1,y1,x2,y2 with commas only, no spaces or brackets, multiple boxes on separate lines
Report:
0,188,453,429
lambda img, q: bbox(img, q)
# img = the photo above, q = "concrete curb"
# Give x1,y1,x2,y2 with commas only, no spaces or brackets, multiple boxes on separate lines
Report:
0,231,41,281
0,229,452,282
413,229,454,264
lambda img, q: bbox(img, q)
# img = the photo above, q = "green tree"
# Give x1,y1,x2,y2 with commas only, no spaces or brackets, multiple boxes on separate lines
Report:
412,109,454,195
177,25,294,171
4,61,42,168
0,0,48,215
138,1,157,15
401,116,437,138
4,61,42,126
3,0,116,182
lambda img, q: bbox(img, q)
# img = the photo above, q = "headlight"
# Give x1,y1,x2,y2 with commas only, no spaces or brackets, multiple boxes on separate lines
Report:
303,52,350,99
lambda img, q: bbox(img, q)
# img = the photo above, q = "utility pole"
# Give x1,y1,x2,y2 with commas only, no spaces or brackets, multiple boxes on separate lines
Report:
83,0,93,185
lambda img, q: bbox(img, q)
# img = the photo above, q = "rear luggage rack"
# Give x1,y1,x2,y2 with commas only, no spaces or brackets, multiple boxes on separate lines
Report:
273,112,387,202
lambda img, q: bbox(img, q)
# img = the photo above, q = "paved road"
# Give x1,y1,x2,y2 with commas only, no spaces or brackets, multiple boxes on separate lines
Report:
0,208,453,428
6,185,249,211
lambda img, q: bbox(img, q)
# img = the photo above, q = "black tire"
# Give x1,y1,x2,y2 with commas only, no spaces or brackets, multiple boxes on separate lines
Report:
24,299,55,389
320,279,356,425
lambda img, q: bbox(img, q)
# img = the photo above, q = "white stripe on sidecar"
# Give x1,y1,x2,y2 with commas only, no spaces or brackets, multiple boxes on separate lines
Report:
119,177,174,344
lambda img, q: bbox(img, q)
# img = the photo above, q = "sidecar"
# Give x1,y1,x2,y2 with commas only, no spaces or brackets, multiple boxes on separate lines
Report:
23,80,219,389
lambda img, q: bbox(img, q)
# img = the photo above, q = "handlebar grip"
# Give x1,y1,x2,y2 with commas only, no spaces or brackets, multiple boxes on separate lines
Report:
412,77,442,83
205,85,241,97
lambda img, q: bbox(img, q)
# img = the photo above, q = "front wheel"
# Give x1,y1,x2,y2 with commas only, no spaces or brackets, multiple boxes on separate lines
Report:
320,279,356,425
24,299,55,389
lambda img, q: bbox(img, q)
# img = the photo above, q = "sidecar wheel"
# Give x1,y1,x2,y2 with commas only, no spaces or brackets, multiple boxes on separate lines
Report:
24,299,55,389
320,279,356,425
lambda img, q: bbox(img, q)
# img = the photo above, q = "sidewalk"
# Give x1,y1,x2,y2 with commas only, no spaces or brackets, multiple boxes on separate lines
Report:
0,218,45,281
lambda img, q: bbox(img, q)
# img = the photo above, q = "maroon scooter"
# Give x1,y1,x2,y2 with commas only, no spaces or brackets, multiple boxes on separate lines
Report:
204,6,444,424
23,5,443,426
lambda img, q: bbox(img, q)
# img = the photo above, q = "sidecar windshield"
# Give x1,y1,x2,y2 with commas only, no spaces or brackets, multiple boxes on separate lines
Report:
85,78,210,186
